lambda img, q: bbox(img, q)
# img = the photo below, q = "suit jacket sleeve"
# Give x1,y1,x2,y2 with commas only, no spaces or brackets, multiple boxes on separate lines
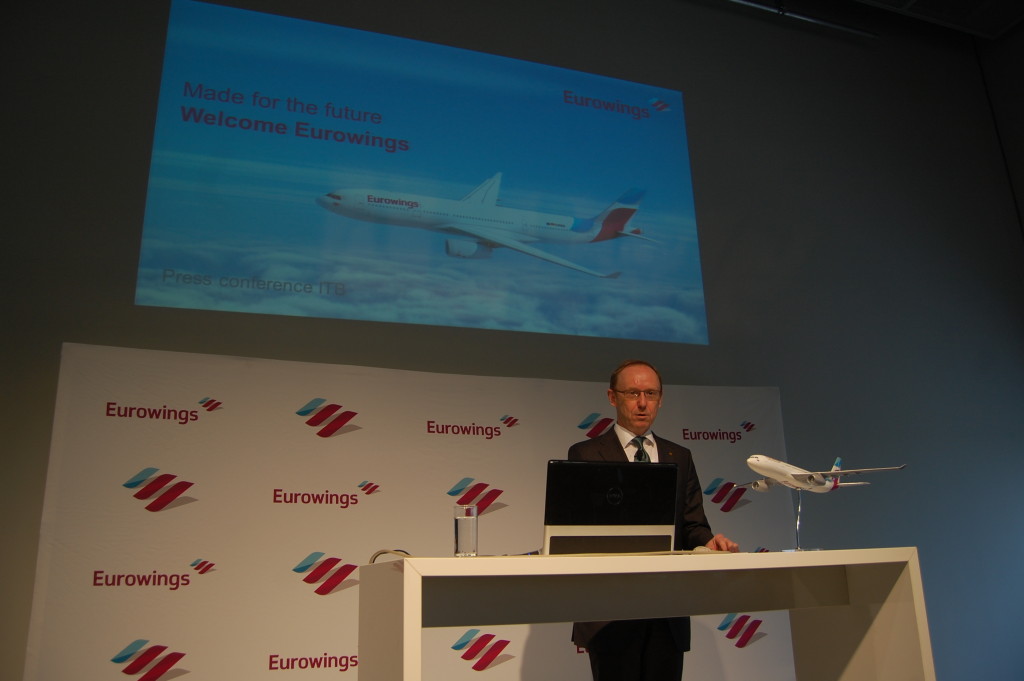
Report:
658,436,715,551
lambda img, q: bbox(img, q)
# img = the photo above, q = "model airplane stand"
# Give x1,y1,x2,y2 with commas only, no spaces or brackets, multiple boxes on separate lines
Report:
788,488,844,551
794,489,809,550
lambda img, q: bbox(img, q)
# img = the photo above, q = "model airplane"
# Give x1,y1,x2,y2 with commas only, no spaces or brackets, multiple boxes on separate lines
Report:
316,172,652,278
745,454,905,494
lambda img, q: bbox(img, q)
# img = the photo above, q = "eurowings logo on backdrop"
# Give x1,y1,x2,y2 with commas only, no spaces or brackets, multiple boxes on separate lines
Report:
425,414,513,440
272,487,360,509
703,478,748,513
577,413,614,439
716,613,765,648
122,468,195,512
190,558,215,574
91,566,191,591
295,398,359,437
446,478,504,513
198,396,222,411
681,421,754,445
104,401,199,426
111,639,187,681
357,480,380,495
451,629,513,671
292,552,358,595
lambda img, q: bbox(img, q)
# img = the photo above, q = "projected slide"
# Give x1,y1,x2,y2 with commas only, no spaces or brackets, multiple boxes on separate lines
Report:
136,0,708,344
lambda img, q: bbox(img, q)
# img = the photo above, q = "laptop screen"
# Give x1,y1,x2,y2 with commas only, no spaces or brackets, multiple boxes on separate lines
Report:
542,460,678,554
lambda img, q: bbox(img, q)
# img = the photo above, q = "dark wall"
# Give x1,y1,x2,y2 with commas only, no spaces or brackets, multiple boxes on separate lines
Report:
6,1,1022,679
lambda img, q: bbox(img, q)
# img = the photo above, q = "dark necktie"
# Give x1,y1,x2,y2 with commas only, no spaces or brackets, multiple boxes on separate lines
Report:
632,436,650,462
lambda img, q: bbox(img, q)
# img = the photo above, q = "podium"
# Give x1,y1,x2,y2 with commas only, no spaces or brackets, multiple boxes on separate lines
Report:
358,547,935,681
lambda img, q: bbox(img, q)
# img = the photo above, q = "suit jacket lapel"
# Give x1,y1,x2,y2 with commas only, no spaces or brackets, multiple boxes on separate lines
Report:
654,435,678,465
598,429,629,462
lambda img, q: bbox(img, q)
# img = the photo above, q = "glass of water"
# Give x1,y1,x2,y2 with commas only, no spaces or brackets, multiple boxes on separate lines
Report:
454,504,478,557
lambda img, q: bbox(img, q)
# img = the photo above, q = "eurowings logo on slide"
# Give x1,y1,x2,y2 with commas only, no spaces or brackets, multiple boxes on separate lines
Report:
292,552,358,595
451,629,513,671
295,398,358,437
499,414,519,427
111,639,187,681
578,413,614,438
122,468,195,512
717,613,764,648
447,478,504,513
703,478,748,512
357,480,380,494
648,97,670,112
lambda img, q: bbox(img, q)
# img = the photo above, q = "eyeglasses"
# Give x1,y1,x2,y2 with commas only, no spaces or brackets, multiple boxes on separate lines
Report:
613,389,662,401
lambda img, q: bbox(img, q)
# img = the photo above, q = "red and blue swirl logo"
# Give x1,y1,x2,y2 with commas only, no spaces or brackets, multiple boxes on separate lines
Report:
111,639,186,680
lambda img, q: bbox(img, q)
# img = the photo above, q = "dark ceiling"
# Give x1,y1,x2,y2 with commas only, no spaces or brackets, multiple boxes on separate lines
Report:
719,0,1024,39
850,0,1024,39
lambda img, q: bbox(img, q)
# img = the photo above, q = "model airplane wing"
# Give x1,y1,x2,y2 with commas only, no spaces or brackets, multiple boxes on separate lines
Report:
446,223,621,279
741,455,906,493
805,465,906,476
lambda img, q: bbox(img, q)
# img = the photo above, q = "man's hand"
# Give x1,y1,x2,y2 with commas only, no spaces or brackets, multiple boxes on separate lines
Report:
705,533,739,552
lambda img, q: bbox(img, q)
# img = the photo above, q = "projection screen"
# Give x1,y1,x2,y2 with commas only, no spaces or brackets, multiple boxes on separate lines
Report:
136,0,708,344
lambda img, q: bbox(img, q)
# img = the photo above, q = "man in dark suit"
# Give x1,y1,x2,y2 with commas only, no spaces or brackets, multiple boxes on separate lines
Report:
568,360,739,681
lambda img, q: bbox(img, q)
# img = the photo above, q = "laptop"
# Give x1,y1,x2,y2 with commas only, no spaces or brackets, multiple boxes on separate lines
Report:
542,459,678,555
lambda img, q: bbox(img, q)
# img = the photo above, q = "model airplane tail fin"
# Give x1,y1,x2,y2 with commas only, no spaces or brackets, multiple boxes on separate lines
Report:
589,188,645,242
826,458,870,489
823,457,843,490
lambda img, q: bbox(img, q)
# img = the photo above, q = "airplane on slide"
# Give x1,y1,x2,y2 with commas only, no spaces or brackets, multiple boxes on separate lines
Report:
744,454,905,494
316,172,653,278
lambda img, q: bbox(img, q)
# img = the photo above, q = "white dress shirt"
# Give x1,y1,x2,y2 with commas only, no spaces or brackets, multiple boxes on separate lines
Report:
613,424,659,462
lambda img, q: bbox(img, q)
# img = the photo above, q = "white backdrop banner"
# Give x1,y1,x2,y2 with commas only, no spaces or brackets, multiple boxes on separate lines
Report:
25,343,797,680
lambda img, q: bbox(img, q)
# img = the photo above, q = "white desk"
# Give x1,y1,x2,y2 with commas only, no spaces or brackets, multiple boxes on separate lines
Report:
358,547,935,681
